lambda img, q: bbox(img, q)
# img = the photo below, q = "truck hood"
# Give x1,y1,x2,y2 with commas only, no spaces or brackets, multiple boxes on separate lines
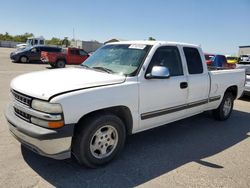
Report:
11,67,126,100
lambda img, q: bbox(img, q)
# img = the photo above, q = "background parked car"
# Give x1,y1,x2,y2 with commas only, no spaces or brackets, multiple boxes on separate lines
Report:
239,54,250,63
236,59,250,75
205,53,215,66
245,75,250,96
10,45,62,63
209,54,235,69
236,56,250,96
226,56,239,64
41,47,89,68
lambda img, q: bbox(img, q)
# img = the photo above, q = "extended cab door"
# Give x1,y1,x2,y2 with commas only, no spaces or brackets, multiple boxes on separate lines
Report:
68,49,89,64
139,45,188,130
182,47,210,113
68,49,80,64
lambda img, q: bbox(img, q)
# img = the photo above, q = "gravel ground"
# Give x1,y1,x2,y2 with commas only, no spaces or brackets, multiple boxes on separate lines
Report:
0,47,250,188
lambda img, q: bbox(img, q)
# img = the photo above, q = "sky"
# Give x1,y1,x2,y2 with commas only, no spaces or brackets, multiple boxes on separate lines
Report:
0,0,249,54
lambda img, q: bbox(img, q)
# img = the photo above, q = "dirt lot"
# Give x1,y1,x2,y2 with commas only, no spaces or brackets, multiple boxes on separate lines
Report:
0,47,250,188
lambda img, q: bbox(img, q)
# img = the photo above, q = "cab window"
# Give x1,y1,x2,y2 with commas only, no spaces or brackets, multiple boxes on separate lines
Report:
146,46,183,76
70,49,80,55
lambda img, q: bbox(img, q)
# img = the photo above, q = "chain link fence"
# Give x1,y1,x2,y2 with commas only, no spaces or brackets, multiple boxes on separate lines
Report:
0,40,22,48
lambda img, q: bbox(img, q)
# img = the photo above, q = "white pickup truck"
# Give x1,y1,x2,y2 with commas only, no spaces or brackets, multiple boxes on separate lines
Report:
5,41,245,168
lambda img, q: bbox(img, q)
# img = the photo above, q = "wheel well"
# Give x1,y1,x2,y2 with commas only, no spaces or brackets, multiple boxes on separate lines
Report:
74,106,133,135
56,58,66,63
225,85,237,99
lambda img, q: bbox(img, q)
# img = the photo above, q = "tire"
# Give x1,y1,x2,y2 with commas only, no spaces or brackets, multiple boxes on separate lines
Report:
72,113,126,168
49,63,56,68
56,60,66,68
19,56,28,63
213,92,234,121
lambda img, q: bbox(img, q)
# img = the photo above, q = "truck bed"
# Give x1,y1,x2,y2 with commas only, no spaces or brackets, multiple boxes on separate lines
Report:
209,69,245,100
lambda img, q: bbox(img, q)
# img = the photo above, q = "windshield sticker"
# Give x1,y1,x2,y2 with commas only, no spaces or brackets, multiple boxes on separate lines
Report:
129,44,146,50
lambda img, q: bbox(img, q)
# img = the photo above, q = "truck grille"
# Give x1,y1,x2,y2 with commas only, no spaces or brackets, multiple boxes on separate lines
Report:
12,90,32,107
14,107,31,122
11,90,33,122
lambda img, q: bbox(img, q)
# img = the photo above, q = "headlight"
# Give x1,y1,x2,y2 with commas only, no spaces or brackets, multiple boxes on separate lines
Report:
31,99,63,113
31,99,64,128
31,117,64,128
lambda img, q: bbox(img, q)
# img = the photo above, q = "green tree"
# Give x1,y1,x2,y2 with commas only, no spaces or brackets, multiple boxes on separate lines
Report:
0,32,34,42
62,37,70,47
46,37,62,45
148,37,156,41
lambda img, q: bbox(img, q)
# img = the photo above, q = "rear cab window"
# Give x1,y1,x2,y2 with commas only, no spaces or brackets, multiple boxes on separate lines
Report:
40,47,61,52
70,49,80,55
51,47,61,52
183,47,203,74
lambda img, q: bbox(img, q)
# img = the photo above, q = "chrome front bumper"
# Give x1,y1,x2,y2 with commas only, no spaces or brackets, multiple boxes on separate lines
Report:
5,103,74,160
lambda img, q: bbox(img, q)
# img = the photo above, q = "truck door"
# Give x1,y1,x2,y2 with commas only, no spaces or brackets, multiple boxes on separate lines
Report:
182,47,210,114
79,50,89,64
139,46,188,130
68,49,79,64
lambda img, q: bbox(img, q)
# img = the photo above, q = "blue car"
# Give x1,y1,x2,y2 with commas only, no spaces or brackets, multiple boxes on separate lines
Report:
210,54,235,69
10,45,61,63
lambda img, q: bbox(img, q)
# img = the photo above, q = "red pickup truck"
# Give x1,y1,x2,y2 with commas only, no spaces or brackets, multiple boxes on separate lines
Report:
41,47,89,68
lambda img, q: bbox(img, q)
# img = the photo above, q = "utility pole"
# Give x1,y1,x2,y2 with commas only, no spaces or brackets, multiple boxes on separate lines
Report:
73,28,75,41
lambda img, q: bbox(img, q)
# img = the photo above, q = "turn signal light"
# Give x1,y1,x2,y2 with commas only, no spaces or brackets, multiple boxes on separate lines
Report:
48,121,64,128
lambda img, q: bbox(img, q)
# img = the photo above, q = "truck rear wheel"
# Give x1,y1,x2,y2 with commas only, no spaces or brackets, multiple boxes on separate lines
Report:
56,60,66,68
72,113,126,168
213,92,234,121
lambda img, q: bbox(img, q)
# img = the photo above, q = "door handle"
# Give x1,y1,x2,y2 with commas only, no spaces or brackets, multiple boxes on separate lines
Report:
180,82,188,89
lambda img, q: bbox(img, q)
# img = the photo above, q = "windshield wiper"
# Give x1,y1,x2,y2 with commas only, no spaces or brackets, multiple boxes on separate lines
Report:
92,66,114,74
80,64,91,69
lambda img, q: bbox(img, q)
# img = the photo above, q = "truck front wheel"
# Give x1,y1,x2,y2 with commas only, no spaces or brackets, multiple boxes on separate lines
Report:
19,56,28,63
56,60,66,68
72,114,126,168
213,92,234,121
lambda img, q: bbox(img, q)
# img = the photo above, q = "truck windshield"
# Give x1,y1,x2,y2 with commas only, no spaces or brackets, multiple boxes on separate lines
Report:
26,39,33,45
81,44,151,76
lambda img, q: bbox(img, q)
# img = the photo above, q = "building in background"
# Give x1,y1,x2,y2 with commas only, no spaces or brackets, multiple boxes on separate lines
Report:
239,46,250,55
71,40,103,52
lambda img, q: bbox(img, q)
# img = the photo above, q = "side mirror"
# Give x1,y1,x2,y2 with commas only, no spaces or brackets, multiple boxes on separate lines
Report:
146,66,170,79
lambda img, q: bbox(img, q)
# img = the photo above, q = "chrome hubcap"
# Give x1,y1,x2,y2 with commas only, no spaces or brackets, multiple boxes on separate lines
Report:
90,125,118,159
21,57,27,62
223,97,232,116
